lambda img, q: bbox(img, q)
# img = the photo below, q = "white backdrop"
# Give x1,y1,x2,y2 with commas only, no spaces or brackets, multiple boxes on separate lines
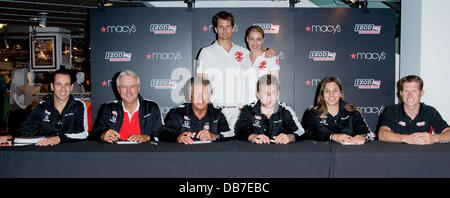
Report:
401,0,450,122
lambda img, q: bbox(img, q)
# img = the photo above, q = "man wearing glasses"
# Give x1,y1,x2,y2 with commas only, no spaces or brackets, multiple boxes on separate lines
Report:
0,69,89,146
91,69,163,143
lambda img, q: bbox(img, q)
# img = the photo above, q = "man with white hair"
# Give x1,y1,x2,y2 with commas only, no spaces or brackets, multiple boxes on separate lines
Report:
91,69,163,143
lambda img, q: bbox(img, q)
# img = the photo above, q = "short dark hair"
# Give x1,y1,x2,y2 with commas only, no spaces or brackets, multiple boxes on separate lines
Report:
53,69,73,84
257,74,279,93
213,11,235,28
397,75,424,92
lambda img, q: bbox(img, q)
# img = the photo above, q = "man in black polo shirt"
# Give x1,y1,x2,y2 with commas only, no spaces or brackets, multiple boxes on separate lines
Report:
159,76,231,144
378,75,450,145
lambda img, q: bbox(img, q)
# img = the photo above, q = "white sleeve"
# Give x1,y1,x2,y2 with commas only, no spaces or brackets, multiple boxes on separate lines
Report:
270,56,280,71
196,48,208,75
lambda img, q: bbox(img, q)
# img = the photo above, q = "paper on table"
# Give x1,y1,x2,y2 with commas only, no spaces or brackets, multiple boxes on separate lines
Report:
13,143,32,146
14,137,46,144
115,141,139,144
192,140,212,144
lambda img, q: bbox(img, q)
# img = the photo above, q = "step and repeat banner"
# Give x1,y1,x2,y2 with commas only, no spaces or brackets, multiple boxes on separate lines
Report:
294,8,396,133
90,8,193,119
90,8,395,132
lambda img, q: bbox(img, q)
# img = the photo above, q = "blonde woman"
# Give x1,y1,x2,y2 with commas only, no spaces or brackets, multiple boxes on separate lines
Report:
242,25,280,104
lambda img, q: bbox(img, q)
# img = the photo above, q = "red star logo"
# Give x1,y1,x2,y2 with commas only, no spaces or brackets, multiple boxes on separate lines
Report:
350,53,356,59
306,80,311,86
202,25,208,32
101,80,107,87
101,26,106,32
235,51,243,62
305,26,311,32
146,54,152,59
258,61,267,69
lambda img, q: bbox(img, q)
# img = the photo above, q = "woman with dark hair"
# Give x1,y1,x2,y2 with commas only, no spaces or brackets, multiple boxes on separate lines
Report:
301,76,375,145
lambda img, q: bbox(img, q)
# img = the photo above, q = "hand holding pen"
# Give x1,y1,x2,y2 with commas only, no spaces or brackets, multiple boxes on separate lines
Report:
0,135,12,146
177,131,196,145
249,134,271,144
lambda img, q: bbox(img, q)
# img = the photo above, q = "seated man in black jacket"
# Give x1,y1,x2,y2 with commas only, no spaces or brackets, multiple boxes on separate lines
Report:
91,69,163,143
0,69,88,146
235,74,304,144
159,76,231,144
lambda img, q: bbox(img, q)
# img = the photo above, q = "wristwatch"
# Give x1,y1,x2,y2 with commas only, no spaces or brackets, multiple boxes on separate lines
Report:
215,134,220,141
362,134,369,141
289,134,296,142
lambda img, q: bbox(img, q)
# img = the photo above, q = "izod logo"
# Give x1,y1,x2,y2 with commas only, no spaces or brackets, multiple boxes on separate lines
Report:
309,51,336,61
150,79,177,89
105,51,132,62
149,24,177,34
354,24,381,34
354,79,381,89
253,23,280,34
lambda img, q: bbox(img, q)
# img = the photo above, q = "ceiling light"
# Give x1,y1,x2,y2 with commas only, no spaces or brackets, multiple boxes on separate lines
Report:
39,12,47,28
4,39,9,49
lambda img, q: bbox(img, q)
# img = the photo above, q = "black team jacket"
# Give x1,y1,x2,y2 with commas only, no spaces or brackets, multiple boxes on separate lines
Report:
91,95,163,141
159,103,231,142
235,100,305,141
17,95,88,143
301,100,375,141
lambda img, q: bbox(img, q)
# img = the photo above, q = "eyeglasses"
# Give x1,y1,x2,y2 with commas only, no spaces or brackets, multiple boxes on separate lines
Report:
55,114,63,131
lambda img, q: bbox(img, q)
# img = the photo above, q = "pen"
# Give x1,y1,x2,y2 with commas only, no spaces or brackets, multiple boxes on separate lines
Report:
1,138,13,141
184,133,195,138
